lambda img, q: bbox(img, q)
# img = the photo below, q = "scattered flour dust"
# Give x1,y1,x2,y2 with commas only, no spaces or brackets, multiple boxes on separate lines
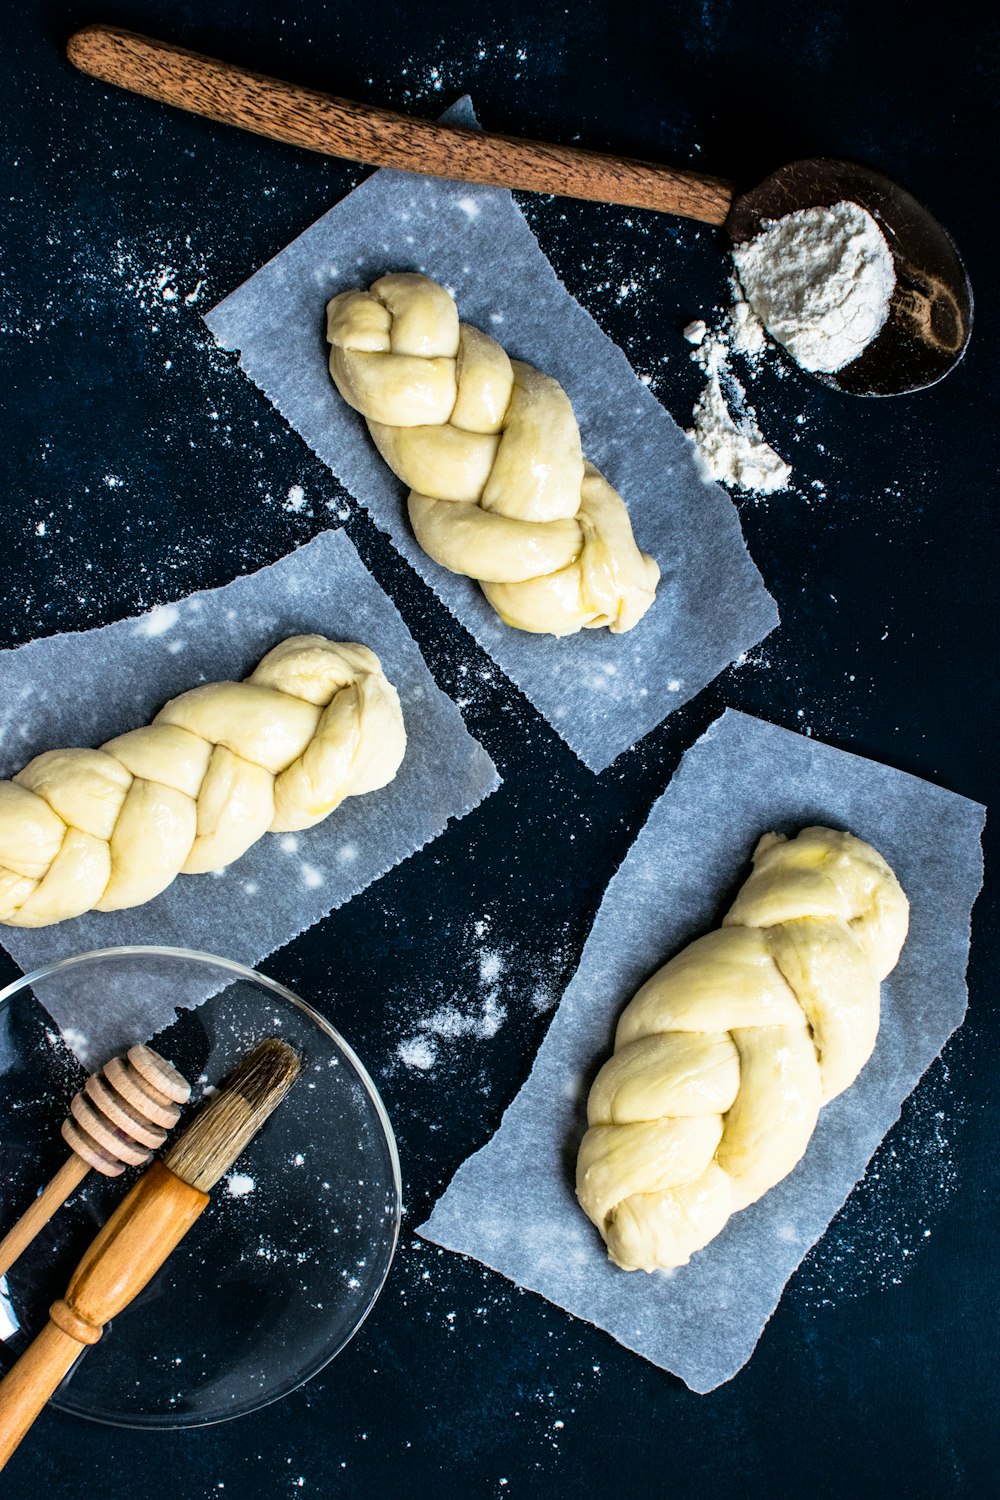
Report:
686,321,791,497
225,1172,256,1198
397,1036,439,1071
684,198,895,497
396,914,547,1071
685,310,791,497
796,1056,963,1305
397,951,507,1071
73,234,213,322
134,601,181,638
398,1238,594,1436
364,39,529,107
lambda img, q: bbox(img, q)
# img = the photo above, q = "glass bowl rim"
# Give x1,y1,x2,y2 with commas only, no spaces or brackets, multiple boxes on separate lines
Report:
0,943,402,1430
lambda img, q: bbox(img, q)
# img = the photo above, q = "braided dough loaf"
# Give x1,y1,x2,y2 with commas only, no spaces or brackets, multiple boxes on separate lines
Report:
577,827,909,1272
326,273,660,636
0,636,405,928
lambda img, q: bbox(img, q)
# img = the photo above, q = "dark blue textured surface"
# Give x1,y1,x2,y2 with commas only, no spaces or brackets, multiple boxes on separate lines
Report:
1,2,996,1495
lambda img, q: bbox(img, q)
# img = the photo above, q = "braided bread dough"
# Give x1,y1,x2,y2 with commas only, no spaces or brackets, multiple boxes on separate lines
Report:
326,273,660,636
577,827,909,1271
0,635,406,927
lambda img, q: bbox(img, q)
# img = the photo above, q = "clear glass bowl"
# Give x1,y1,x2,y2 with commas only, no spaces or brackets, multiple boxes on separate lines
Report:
0,947,401,1429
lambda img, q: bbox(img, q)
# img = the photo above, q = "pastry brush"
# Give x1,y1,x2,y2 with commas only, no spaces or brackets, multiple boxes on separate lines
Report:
0,1036,301,1468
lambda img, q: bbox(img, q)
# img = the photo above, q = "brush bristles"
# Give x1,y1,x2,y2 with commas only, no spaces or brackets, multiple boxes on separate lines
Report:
163,1038,302,1192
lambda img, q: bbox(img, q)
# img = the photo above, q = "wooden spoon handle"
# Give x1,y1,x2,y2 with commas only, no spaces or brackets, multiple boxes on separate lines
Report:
67,25,734,227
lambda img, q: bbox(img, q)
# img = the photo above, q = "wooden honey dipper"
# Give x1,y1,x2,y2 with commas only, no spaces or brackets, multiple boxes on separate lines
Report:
0,1045,191,1280
0,1037,301,1468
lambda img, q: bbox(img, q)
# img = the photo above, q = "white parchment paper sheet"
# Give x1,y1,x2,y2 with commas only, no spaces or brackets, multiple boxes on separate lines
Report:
204,100,779,773
0,530,499,1063
419,709,985,1391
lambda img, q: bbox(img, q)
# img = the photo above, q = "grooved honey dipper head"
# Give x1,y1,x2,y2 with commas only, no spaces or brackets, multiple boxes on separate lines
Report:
61,1045,191,1177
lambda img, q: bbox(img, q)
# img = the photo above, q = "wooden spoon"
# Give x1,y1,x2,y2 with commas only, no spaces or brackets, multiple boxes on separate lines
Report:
66,24,972,395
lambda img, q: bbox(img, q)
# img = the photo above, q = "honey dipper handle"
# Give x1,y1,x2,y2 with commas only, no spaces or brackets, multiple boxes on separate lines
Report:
0,1162,208,1470
67,24,735,226
0,1156,89,1280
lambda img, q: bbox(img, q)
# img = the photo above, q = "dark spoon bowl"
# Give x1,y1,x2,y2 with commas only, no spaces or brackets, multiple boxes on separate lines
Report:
726,159,973,396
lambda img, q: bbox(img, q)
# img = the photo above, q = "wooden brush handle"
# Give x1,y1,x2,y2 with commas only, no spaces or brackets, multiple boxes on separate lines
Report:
0,1161,208,1469
67,24,734,226
0,1322,89,1467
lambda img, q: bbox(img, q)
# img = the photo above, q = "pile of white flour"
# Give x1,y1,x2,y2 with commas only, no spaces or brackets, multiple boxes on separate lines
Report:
685,315,791,496
685,200,896,497
733,200,895,374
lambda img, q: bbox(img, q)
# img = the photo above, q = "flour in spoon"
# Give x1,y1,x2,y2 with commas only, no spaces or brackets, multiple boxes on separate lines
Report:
733,201,895,373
